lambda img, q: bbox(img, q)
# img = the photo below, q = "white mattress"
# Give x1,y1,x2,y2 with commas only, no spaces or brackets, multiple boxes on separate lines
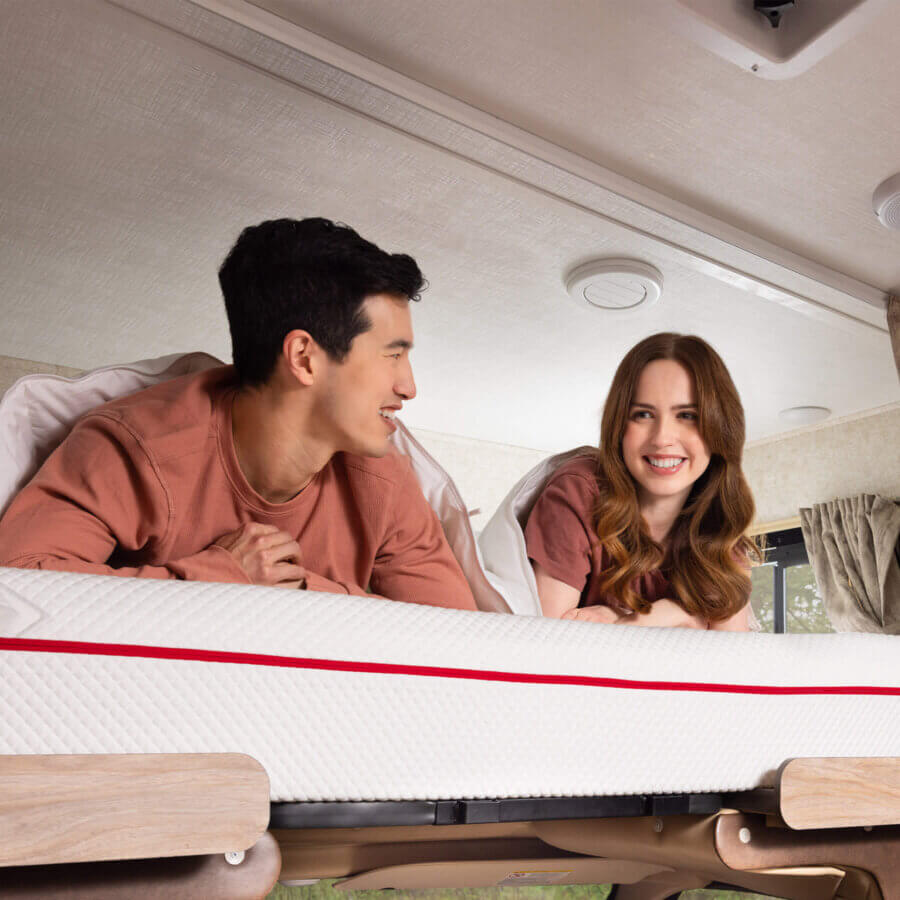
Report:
1,567,898,803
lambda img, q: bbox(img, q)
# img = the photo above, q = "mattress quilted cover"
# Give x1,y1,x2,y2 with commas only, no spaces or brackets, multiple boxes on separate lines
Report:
1,567,898,802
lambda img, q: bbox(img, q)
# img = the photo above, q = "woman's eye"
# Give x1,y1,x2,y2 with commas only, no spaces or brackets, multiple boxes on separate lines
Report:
631,410,651,420
679,411,698,421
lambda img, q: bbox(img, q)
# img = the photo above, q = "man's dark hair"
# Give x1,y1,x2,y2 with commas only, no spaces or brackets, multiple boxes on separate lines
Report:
218,217,424,386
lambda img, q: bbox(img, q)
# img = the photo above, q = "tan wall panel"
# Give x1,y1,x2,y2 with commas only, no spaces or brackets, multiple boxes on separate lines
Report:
744,405,900,529
0,354,81,398
411,428,547,530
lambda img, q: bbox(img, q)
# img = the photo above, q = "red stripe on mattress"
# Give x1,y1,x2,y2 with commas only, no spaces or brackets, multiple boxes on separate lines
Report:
2,637,898,696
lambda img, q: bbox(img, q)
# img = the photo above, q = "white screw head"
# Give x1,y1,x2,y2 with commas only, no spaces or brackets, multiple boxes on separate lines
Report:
225,850,245,866
738,827,752,844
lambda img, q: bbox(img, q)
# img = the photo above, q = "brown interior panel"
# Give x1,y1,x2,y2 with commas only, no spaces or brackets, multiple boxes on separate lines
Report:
0,832,281,900
333,856,672,890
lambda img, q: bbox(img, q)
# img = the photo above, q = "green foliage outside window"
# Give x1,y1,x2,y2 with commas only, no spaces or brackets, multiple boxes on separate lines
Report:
268,881,781,899
749,562,833,633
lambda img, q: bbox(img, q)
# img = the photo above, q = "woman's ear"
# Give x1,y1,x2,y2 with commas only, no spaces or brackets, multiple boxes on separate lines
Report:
282,329,317,386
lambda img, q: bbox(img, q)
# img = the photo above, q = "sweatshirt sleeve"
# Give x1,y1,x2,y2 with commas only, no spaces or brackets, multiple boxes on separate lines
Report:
369,460,476,610
0,412,250,584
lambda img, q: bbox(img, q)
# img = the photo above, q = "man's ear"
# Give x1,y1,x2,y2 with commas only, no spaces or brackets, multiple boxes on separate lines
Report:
282,330,319,386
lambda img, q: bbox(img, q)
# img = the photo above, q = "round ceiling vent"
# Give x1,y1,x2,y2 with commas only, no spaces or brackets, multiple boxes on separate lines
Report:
566,259,663,314
778,406,831,427
873,172,900,230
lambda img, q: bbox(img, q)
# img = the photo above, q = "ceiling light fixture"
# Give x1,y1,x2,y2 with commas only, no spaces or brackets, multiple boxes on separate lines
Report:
778,406,832,427
565,259,663,315
873,173,900,231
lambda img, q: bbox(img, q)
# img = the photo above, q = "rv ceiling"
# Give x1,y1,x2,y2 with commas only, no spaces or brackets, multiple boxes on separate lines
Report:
0,0,897,451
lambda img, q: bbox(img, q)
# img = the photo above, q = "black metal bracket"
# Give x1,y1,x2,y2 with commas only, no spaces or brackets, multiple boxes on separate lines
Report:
753,1,796,30
270,792,723,829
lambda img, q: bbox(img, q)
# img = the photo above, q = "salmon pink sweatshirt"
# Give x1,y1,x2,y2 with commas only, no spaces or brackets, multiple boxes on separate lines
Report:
0,367,476,610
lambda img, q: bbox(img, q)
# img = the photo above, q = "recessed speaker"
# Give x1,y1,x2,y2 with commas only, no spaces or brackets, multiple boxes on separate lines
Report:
873,172,900,231
565,259,663,315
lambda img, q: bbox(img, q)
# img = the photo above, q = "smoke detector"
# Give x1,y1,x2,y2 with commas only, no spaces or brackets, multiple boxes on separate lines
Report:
565,259,663,315
873,173,900,231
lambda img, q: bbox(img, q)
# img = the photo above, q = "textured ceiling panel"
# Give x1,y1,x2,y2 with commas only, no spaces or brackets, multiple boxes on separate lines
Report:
0,0,897,453
254,0,900,289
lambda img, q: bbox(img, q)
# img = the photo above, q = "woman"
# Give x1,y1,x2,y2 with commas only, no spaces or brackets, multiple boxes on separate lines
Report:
525,332,759,630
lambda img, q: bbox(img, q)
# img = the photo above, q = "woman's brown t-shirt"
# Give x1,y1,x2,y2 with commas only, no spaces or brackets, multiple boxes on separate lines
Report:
524,455,671,610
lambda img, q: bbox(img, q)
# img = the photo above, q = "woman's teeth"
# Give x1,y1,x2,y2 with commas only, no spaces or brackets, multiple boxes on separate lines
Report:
647,457,685,469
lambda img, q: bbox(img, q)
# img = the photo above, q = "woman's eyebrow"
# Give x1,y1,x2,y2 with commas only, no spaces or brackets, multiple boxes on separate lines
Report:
629,402,697,410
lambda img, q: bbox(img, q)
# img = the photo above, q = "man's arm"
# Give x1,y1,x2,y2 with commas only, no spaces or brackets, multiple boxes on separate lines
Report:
368,462,477,610
0,414,250,583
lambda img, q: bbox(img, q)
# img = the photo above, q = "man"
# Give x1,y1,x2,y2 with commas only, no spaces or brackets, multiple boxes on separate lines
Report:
0,218,476,610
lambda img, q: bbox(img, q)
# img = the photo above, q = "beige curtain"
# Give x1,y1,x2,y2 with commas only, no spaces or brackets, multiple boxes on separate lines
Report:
889,294,900,380
800,496,900,634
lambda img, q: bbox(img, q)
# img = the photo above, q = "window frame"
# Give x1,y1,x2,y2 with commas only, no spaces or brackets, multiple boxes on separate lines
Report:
758,527,809,634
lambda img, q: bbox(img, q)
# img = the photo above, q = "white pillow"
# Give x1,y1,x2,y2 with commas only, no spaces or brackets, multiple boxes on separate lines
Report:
478,448,594,616
390,421,510,613
0,352,222,518
0,352,510,614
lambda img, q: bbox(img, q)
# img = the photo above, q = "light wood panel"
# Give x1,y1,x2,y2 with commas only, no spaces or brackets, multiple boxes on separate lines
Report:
780,757,900,829
749,516,802,536
0,753,270,867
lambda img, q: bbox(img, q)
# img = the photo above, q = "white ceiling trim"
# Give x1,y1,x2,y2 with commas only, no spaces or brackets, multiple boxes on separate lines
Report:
110,0,888,335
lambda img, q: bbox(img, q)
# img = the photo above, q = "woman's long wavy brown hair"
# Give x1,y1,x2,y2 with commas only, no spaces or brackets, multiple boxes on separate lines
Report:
591,333,760,621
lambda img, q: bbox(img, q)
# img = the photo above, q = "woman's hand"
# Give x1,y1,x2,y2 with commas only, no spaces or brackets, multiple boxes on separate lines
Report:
561,605,619,624
612,598,707,629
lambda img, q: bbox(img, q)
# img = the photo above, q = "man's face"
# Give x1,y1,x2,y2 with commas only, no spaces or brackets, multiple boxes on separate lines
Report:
315,293,417,457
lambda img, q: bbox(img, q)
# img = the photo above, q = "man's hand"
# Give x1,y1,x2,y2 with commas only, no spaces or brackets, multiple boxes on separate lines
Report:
214,523,307,588
613,598,708,629
561,605,619,624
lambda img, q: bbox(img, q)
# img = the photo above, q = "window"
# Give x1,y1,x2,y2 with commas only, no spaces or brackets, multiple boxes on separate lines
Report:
749,528,833,634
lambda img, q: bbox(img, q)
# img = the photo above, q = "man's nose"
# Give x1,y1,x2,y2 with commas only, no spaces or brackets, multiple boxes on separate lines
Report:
395,359,416,401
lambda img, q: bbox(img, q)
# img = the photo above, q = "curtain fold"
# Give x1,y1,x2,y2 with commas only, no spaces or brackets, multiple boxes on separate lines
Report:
800,495,900,634
889,294,900,380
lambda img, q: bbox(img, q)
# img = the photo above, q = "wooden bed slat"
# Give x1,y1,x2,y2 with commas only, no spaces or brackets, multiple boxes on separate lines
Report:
0,753,270,867
779,757,900,830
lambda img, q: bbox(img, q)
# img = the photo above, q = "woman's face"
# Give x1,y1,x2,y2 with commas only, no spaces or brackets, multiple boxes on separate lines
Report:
621,359,711,508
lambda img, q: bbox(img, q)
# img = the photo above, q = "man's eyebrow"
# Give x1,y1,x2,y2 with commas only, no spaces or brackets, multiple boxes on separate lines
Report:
385,339,413,350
